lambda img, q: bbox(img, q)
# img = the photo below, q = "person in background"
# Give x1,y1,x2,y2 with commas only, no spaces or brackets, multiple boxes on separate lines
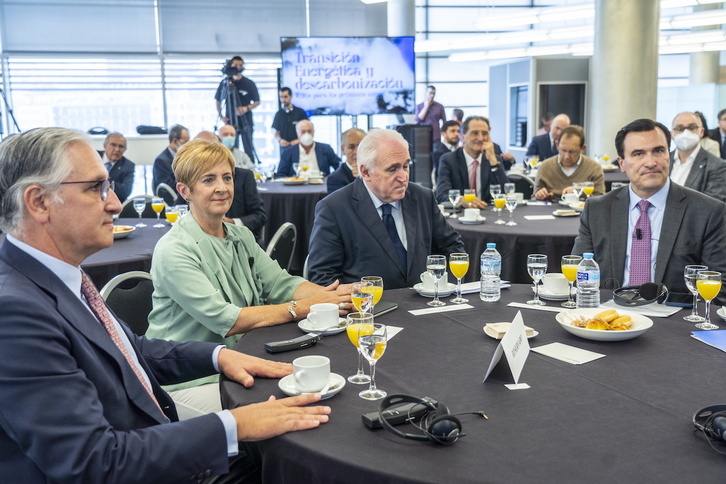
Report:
432,120,460,176
309,129,464,289
0,128,331,483
694,111,721,158
219,124,255,170
435,116,509,209
451,108,464,124
706,108,726,159
669,111,726,203
147,139,351,418
526,113,570,160
214,56,259,161
98,132,134,202
537,113,554,135
533,125,605,201
275,120,341,178
415,85,447,145
572,118,726,302
272,87,308,148
153,124,190,202
327,128,366,195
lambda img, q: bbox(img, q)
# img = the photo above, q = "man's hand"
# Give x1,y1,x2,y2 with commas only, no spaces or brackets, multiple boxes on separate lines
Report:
501,152,515,162
561,186,574,195
534,187,554,201
280,139,290,148
218,348,292,388
230,394,331,441
236,106,248,116
469,197,488,209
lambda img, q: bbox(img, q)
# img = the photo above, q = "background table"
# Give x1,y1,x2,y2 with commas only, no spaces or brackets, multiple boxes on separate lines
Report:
82,218,169,288
259,181,327,275
221,286,726,483
449,203,581,284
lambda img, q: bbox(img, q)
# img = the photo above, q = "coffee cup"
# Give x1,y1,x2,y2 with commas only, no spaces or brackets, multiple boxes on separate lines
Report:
307,303,339,329
562,193,579,204
420,272,448,291
438,204,446,215
542,273,569,294
514,192,524,204
462,208,480,221
293,355,330,393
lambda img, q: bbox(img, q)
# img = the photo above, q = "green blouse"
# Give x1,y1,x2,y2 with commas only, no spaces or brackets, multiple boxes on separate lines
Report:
147,214,305,390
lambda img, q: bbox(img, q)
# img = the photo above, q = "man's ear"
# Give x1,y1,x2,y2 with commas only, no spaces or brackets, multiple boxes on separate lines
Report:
23,185,51,224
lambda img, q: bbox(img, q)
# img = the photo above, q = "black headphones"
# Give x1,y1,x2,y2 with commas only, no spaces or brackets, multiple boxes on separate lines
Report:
693,404,726,442
378,394,484,445
613,282,668,306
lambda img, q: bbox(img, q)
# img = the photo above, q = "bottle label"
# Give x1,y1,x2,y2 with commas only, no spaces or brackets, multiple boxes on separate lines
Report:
577,271,600,283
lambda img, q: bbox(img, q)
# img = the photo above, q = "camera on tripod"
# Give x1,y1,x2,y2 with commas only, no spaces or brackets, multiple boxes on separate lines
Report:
222,62,242,79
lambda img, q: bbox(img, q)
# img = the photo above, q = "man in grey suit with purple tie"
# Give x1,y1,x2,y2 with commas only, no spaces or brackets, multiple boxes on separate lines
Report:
572,118,726,303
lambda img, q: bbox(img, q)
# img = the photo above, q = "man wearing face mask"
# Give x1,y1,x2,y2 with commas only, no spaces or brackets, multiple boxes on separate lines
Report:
669,111,726,203
219,124,254,170
275,120,341,178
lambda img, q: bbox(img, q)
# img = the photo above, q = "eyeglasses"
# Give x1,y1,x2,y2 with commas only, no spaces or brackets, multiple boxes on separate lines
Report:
58,179,115,201
672,124,700,134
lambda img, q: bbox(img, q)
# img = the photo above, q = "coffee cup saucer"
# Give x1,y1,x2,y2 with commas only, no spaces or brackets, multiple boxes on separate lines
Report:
298,317,346,335
413,282,456,297
534,286,570,301
278,373,346,400
459,216,485,225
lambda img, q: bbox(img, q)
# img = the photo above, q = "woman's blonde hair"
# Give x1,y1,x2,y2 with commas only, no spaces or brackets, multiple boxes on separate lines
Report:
172,139,235,187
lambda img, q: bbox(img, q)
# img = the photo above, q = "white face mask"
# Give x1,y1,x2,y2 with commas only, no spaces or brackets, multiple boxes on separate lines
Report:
221,136,235,149
300,133,314,146
674,130,700,151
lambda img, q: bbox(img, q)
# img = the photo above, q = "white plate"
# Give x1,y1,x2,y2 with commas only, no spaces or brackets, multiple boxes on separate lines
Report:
298,317,346,336
459,217,486,225
552,209,579,217
281,178,306,185
113,225,135,239
568,202,585,212
533,286,571,301
483,323,538,340
555,308,654,341
278,373,345,399
717,307,726,321
413,282,456,297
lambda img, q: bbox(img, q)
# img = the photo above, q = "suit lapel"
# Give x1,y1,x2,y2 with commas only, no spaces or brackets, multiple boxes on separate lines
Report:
610,189,630,286
684,149,706,189
401,191,419,275
455,150,469,188
351,180,406,275
655,185,686,283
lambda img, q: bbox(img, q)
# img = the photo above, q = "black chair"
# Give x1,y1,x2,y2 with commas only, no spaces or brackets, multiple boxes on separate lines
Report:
119,196,165,219
100,271,154,336
155,183,178,206
266,222,297,272
506,173,535,200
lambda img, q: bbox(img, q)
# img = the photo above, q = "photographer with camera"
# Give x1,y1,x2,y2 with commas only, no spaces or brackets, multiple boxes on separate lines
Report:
214,56,259,163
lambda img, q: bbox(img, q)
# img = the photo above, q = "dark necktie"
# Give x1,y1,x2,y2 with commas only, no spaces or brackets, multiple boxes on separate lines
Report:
629,200,652,286
81,272,162,413
105,161,112,172
381,203,407,269
470,159,479,193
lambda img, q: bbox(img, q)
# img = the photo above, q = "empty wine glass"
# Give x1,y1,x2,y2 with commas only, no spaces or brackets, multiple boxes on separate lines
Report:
358,323,388,400
572,182,584,200
696,271,721,330
505,194,518,226
426,255,447,307
449,253,469,304
293,163,301,178
561,255,582,308
448,189,462,219
527,254,547,306
133,197,147,228
684,265,707,322
345,312,373,384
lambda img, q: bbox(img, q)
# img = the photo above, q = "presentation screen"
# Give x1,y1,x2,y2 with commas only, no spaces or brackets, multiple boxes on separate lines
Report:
280,36,415,116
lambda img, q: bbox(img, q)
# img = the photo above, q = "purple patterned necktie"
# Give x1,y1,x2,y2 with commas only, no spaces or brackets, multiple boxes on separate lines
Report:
629,200,652,285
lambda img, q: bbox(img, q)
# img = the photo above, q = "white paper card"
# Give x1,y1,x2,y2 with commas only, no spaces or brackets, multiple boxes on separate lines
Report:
524,215,556,221
460,281,510,294
483,311,530,384
531,342,605,365
507,302,563,313
600,299,681,318
408,304,474,316
505,383,531,390
386,326,403,341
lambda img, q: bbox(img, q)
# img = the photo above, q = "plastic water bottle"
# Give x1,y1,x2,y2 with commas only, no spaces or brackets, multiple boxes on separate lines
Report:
576,252,600,308
480,243,502,302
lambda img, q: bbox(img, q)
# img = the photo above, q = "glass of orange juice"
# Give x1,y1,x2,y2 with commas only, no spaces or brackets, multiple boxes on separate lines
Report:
346,312,374,384
463,189,476,208
582,181,595,199
561,255,582,308
449,253,469,304
165,206,179,226
696,271,721,330
493,194,507,224
151,197,165,228
351,282,373,314
361,276,383,315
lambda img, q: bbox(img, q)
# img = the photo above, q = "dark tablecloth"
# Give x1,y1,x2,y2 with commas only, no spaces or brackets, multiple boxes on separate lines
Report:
259,181,327,275
449,203,581,284
221,285,726,483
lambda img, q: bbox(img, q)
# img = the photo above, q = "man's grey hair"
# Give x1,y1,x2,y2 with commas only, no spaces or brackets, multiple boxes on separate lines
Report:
103,132,126,145
168,124,188,144
356,129,409,172
0,128,87,234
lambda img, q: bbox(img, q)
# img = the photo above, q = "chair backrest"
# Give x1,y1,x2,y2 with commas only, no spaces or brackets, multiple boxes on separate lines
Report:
155,183,178,206
266,222,297,272
506,173,535,200
100,271,154,336
302,254,310,280
119,195,162,219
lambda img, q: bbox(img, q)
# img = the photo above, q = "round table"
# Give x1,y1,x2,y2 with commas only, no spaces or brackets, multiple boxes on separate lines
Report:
258,181,327,275
448,202,581,284
221,286,726,483
82,218,170,288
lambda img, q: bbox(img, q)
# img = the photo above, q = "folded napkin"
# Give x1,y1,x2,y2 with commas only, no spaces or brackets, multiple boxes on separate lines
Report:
600,299,681,318
408,304,474,316
523,215,556,221
507,302,564,313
